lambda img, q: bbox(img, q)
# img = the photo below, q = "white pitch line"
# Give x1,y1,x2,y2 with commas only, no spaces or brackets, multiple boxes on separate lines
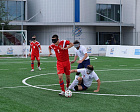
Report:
21,74,140,97
19,68,27,70
104,65,111,66
0,86,28,89
96,79,140,83
1,78,140,96
0,69,9,70
41,58,48,59
95,69,140,72
119,65,127,66
0,62,24,64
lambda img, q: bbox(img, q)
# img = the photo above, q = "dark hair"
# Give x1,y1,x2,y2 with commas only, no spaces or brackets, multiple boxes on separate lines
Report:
52,35,58,40
73,40,80,44
87,65,94,70
32,35,36,38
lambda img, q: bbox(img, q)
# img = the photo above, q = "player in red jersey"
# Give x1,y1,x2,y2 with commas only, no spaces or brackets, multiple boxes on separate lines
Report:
48,34,74,96
28,36,42,72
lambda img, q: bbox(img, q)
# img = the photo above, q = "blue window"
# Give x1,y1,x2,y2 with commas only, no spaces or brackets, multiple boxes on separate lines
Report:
0,1,25,21
96,4,120,22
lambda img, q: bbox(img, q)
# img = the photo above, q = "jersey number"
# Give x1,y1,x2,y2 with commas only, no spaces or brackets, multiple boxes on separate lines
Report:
57,49,60,53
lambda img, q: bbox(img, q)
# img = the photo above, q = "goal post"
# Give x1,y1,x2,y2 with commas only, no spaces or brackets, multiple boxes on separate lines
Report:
0,30,27,58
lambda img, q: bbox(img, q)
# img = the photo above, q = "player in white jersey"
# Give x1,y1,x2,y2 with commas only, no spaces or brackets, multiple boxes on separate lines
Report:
68,65,100,92
71,40,90,76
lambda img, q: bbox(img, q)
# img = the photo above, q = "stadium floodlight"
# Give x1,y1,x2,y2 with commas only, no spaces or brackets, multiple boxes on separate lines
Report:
1,23,5,45
1,23,5,29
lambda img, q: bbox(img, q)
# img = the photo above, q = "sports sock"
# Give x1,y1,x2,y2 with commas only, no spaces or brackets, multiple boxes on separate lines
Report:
69,79,78,90
38,62,40,67
59,80,65,92
31,62,34,69
66,80,70,88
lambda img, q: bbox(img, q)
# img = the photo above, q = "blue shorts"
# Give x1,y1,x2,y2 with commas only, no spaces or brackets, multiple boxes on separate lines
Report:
79,79,88,90
77,59,90,69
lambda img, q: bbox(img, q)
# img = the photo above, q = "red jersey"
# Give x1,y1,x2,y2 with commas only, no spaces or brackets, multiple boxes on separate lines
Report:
49,40,70,62
30,41,41,56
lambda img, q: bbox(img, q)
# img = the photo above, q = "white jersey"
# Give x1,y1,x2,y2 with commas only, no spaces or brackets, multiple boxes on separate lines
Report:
77,68,99,87
75,45,89,60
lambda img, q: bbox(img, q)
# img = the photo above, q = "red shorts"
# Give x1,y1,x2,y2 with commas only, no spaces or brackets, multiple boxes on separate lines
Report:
57,60,71,75
31,55,40,61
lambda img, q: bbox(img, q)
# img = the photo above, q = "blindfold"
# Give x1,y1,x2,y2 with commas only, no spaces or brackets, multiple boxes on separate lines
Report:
52,38,58,43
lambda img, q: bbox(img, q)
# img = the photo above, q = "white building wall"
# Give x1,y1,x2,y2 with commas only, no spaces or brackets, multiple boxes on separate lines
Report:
136,0,140,32
27,26,96,45
26,0,140,46
122,0,135,24
27,0,73,22
80,0,96,22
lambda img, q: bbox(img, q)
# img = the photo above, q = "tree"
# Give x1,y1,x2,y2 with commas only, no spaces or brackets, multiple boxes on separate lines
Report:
0,1,10,30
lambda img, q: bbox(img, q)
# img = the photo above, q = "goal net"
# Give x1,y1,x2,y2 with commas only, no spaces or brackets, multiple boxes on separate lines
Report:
0,30,27,58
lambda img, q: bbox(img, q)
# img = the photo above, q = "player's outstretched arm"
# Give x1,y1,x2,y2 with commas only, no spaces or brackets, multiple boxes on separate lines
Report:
48,47,52,56
94,79,100,92
62,42,74,50
77,53,88,63
28,47,31,57
70,69,77,73
40,46,42,53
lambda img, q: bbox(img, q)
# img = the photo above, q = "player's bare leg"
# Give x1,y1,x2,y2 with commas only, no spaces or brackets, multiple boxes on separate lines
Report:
77,85,83,91
31,60,34,71
37,60,41,70
66,75,70,90
58,73,65,95
78,77,82,84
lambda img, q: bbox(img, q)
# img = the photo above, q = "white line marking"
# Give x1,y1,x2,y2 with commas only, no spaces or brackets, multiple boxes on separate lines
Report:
104,65,111,66
22,74,140,97
90,57,97,59
95,69,140,72
96,79,140,83
41,58,48,59
2,78,140,90
0,86,28,89
0,62,24,64
0,69,9,70
19,68,27,70
119,65,127,66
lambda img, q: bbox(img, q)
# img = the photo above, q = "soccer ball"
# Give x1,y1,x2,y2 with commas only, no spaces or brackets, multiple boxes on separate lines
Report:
65,90,72,97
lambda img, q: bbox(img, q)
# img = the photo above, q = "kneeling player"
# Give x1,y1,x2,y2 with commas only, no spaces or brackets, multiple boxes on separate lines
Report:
68,65,100,92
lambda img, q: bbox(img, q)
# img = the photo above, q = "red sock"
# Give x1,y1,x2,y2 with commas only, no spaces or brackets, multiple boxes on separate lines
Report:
38,62,40,67
66,80,70,88
31,62,34,69
59,80,65,92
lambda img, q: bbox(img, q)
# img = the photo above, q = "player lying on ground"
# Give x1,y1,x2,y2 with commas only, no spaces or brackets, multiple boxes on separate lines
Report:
68,65,100,92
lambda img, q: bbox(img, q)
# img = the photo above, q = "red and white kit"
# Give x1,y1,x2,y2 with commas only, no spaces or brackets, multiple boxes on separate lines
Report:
49,40,71,75
30,41,41,60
